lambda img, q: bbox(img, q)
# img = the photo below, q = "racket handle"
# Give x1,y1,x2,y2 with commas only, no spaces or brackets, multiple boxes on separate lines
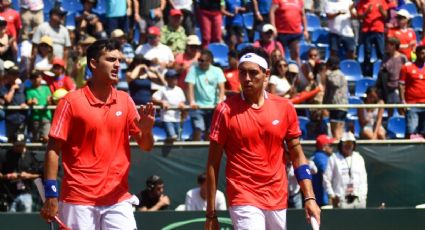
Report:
311,216,320,230
49,222,54,230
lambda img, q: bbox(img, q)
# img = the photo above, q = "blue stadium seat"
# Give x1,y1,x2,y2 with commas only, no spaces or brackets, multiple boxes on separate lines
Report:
61,0,83,13
181,118,193,141
298,116,310,140
387,116,406,139
253,31,260,41
346,117,361,138
306,13,321,31
411,15,423,31
355,78,376,98
11,0,19,10
237,42,253,52
44,0,55,13
316,43,330,61
372,60,382,81
347,96,363,119
357,44,378,63
208,43,229,68
0,120,7,143
340,60,363,82
400,2,418,16
242,13,254,30
300,43,316,61
92,0,106,15
133,25,140,44
65,12,76,30
311,28,329,45
153,126,167,142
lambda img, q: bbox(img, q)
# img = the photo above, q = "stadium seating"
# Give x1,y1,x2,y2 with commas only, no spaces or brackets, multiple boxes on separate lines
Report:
181,118,193,141
346,117,361,138
298,116,310,140
92,0,106,15
347,96,363,119
65,12,76,30
340,59,363,82
242,12,254,30
372,60,382,81
306,13,321,31
311,28,329,45
11,0,19,10
195,27,202,40
355,78,376,98
208,43,229,68
387,116,406,139
400,2,418,16
300,43,316,61
411,15,423,31
357,44,378,63
236,42,253,52
153,126,167,142
61,0,83,13
0,120,7,143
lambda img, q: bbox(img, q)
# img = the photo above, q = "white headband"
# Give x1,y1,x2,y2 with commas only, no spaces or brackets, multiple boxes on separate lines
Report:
238,53,268,70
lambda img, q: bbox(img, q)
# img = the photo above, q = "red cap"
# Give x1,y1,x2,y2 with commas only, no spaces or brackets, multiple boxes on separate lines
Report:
170,9,183,17
147,26,161,36
52,58,65,68
316,135,335,149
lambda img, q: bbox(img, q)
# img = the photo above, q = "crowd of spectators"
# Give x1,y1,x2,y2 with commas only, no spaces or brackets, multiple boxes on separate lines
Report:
0,0,420,144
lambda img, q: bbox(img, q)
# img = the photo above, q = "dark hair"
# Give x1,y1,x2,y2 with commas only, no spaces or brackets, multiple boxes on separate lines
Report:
271,58,287,76
386,37,401,50
326,56,340,70
128,54,152,71
238,46,270,72
146,175,163,191
200,49,214,61
313,61,326,76
415,45,425,54
86,39,121,71
30,70,42,79
197,172,206,185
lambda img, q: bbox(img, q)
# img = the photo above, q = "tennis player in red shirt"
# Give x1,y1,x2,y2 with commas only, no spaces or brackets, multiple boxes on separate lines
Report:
40,39,155,229
205,47,320,230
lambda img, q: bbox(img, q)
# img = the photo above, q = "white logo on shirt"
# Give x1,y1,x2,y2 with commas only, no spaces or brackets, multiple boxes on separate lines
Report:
51,185,57,192
116,111,122,117
272,120,280,125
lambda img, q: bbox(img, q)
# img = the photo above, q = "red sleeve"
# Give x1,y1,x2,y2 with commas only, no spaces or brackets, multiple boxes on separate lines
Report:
49,98,72,141
15,11,21,30
285,101,302,140
357,1,365,15
65,77,76,91
209,102,229,145
290,87,320,104
399,65,407,83
382,0,389,10
127,95,141,136
387,29,395,38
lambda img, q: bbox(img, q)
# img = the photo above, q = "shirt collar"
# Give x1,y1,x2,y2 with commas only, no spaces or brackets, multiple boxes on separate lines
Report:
83,84,117,106
240,90,269,101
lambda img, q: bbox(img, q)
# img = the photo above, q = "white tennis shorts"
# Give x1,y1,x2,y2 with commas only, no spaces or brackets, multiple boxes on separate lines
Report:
229,205,287,230
59,195,139,230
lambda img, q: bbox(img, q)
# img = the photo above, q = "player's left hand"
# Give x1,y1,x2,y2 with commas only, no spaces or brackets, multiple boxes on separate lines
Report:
304,199,321,226
138,103,155,133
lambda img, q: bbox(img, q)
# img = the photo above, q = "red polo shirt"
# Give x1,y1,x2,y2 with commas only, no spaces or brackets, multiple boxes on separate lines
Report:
272,0,304,34
209,93,301,210
43,74,76,93
49,85,141,205
399,62,425,103
0,8,21,39
357,0,388,33
387,28,416,60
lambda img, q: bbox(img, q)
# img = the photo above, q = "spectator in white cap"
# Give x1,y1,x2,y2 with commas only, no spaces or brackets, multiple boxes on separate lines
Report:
111,29,134,80
323,132,368,209
253,24,285,56
174,35,201,89
387,9,416,61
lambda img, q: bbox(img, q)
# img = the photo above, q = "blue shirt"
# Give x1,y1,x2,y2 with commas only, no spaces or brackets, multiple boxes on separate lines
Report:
0,84,27,124
258,0,272,14
225,0,244,26
311,150,331,206
106,0,127,17
129,78,152,105
185,64,226,107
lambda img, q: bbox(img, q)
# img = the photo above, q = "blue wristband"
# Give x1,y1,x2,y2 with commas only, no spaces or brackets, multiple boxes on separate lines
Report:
294,164,312,182
44,180,59,198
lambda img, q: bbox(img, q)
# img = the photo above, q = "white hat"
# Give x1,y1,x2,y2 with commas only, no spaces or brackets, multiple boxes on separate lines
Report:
397,9,411,19
288,63,299,74
341,132,356,142
187,35,201,46
262,24,277,34
111,29,125,38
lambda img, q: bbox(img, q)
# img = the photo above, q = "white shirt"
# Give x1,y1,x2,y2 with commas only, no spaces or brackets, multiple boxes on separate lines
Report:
323,151,368,201
269,75,291,96
135,43,174,65
185,187,227,211
173,0,193,11
152,85,186,122
325,0,355,37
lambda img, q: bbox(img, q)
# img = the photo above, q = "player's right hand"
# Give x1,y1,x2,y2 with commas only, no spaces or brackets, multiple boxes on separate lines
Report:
205,217,219,230
40,197,58,222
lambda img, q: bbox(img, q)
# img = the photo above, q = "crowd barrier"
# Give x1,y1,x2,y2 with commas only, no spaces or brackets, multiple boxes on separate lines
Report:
1,208,424,230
